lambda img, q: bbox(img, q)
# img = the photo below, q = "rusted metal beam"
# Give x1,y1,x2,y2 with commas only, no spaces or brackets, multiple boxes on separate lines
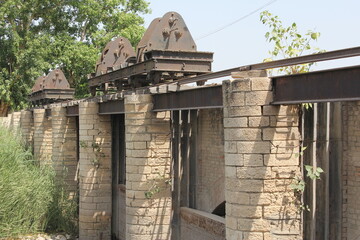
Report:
98,100,125,115
88,51,213,88
30,89,75,102
66,105,79,117
272,65,360,104
175,46,360,85
152,85,223,111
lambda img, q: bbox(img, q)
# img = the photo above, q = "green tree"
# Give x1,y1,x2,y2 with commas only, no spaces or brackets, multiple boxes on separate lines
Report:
260,10,323,75
0,0,150,115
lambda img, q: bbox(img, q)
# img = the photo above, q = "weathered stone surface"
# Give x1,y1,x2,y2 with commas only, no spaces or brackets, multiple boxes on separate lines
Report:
222,72,301,240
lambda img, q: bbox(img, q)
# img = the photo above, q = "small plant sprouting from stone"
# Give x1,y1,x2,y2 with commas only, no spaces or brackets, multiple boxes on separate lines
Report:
79,141,104,168
145,173,172,199
79,140,87,148
290,146,324,212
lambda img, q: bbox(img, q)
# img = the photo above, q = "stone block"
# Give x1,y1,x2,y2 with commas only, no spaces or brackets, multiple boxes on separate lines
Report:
264,154,299,167
251,77,272,91
248,116,270,127
224,117,248,128
225,141,238,153
226,178,264,193
262,127,300,141
228,106,262,117
226,191,249,205
238,218,270,232
243,154,264,166
245,91,273,106
263,105,299,116
225,153,244,166
227,205,262,218
225,128,261,141
237,166,272,179
237,141,270,154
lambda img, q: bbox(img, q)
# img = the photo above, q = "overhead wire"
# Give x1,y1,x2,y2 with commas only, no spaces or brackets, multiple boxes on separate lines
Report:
196,0,278,41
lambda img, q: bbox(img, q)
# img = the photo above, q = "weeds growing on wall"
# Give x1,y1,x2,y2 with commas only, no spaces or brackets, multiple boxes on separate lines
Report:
0,126,78,237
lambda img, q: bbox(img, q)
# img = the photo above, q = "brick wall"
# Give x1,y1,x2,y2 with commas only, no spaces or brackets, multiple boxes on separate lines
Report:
10,111,21,130
180,207,225,240
52,106,78,194
33,109,52,164
124,94,172,240
222,70,302,240
78,102,112,240
20,110,34,148
0,115,10,128
196,108,225,213
342,101,360,240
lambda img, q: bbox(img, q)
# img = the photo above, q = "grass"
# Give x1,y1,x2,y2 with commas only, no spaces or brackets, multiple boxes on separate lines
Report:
0,125,78,238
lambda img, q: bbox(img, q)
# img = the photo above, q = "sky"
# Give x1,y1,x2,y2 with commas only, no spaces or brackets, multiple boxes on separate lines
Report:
141,0,360,74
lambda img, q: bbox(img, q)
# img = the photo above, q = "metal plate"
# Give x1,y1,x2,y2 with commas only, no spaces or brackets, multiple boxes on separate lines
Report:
272,65,360,104
99,100,125,115
153,85,223,111
66,105,79,117
88,50,213,87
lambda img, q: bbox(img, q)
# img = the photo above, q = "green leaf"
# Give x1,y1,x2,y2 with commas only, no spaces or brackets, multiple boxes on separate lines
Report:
311,32,320,40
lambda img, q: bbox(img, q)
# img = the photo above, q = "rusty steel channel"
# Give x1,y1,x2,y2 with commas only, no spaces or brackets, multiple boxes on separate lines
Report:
272,65,360,104
98,100,125,115
174,46,360,85
88,51,213,88
152,85,223,111
66,105,79,117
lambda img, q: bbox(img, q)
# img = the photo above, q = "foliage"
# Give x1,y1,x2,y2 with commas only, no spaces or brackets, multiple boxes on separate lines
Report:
0,0,150,111
0,125,77,237
260,10,324,75
290,146,324,212
79,140,105,168
46,185,79,235
145,173,172,199
305,164,324,180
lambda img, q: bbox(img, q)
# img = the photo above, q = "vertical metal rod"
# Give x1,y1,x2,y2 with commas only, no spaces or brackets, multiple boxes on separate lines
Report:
180,110,189,207
311,103,318,240
324,102,330,239
189,110,198,209
328,102,342,240
171,110,180,240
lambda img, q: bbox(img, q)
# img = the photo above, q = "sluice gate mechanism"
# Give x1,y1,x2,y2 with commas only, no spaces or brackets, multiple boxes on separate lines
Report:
88,12,214,95
29,69,75,106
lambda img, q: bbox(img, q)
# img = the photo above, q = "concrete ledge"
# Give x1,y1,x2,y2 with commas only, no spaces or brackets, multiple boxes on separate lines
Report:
180,207,225,237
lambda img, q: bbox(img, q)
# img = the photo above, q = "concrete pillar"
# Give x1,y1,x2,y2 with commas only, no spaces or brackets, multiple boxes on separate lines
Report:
223,70,302,240
78,102,112,240
20,110,34,148
124,94,172,240
51,106,78,195
33,109,52,164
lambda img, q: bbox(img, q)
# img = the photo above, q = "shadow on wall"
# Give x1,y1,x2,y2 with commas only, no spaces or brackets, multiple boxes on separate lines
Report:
125,110,172,240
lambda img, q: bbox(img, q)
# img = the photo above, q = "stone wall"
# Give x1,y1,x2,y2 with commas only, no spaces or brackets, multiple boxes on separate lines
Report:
124,94,172,240
222,70,302,240
196,108,225,213
180,207,225,240
20,110,34,148
342,101,360,240
52,106,78,194
78,102,112,240
4,73,353,240
33,109,53,164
